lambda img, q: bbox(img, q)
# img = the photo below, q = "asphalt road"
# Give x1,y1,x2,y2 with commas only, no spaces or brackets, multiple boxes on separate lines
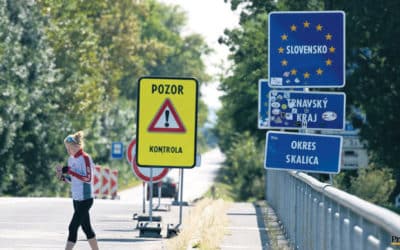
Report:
0,148,224,250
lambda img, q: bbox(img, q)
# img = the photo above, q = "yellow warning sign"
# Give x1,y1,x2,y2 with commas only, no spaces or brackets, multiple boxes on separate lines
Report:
136,77,198,168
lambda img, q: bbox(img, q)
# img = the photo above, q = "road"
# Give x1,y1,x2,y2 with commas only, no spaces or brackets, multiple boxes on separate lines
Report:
0,148,224,250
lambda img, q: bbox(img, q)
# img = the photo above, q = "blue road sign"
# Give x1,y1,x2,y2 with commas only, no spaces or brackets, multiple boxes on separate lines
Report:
268,90,345,130
268,11,345,88
258,79,303,129
111,142,124,159
258,79,271,129
265,131,342,174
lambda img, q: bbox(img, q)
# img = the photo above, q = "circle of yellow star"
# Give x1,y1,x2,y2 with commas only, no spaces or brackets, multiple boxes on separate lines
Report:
281,104,287,110
278,47,284,53
281,34,288,40
291,69,297,75
329,46,336,53
316,68,323,75
325,33,332,40
281,59,288,66
303,21,310,28
303,72,310,79
290,24,297,32
326,59,332,66
316,24,323,31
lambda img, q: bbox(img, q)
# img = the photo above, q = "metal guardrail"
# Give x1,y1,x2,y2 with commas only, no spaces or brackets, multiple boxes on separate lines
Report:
265,169,400,250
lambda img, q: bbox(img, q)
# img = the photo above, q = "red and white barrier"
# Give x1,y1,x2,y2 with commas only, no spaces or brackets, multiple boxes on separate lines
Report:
101,167,111,199
110,169,119,199
92,165,119,200
93,165,102,198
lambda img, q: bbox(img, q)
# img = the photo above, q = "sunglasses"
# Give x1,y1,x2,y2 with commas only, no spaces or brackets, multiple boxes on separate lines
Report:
65,135,77,144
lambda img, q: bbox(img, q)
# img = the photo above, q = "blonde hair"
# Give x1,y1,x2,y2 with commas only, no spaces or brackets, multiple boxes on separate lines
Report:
64,131,84,148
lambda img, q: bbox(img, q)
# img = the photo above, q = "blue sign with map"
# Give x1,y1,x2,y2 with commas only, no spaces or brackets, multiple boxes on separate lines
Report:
268,11,345,88
258,79,303,129
265,131,342,173
268,90,345,130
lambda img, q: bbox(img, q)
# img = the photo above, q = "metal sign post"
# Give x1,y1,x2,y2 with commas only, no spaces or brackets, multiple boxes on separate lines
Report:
178,168,184,226
142,182,146,214
156,182,162,209
149,168,153,222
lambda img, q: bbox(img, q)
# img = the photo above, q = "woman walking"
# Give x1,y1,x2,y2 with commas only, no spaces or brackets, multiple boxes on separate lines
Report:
58,131,99,250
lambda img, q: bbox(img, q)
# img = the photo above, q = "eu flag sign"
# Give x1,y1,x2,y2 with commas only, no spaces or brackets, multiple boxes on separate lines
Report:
268,11,345,88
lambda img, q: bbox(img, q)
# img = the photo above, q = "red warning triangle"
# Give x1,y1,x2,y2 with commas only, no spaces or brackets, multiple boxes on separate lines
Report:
94,175,99,185
148,98,186,133
111,178,117,187
102,176,108,185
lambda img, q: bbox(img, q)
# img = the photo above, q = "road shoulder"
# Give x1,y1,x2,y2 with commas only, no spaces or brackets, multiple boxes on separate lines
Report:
220,202,270,250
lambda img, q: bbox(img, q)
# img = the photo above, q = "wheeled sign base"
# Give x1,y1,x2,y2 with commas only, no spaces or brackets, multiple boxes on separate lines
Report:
138,221,162,238
166,223,180,238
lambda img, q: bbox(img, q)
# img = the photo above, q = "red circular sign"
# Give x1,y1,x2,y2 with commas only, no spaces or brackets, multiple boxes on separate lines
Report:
127,138,169,182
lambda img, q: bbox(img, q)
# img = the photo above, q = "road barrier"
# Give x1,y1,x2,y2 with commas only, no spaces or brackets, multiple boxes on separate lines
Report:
265,170,400,250
101,167,111,198
92,166,119,199
93,165,102,198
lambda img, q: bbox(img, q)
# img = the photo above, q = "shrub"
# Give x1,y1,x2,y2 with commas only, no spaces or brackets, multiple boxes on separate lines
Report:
349,166,395,205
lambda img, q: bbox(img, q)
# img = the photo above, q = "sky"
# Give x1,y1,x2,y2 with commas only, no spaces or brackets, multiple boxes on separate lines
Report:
159,0,240,118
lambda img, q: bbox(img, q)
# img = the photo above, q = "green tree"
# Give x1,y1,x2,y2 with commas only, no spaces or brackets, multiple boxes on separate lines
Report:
0,0,63,195
349,166,395,205
214,1,275,201
219,132,264,200
215,11,270,151
338,0,400,200
38,0,117,130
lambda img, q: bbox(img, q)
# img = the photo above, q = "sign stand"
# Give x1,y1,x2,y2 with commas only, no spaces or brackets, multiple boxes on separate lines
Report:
138,167,162,238
166,168,186,238
178,168,184,226
142,182,146,214
155,182,162,209
149,168,153,222
136,76,198,238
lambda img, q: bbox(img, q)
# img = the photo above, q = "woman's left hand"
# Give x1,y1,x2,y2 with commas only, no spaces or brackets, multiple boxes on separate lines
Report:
55,165,63,181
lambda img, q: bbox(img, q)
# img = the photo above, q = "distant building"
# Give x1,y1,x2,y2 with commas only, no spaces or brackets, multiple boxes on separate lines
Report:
321,121,369,170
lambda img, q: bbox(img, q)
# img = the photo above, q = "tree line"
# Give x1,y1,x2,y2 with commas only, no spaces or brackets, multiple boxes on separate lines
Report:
0,0,210,196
